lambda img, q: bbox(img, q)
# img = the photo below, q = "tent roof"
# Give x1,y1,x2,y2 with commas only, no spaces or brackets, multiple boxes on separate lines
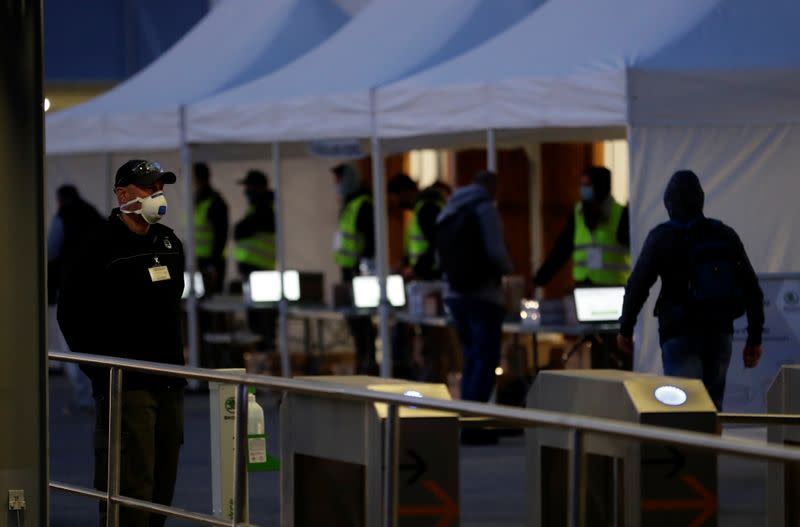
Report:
377,0,800,140
187,0,543,144
45,0,349,154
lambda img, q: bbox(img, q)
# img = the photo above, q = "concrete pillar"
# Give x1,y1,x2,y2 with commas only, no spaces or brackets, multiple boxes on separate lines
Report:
0,1,47,525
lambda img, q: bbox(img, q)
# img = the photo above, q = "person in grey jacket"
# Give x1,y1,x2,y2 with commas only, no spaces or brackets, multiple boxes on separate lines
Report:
437,170,513,414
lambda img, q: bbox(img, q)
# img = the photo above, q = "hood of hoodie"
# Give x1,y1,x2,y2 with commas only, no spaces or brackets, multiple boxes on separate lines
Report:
664,170,704,223
437,184,490,223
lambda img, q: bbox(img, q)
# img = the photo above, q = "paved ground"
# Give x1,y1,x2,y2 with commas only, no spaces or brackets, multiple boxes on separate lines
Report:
49,373,770,526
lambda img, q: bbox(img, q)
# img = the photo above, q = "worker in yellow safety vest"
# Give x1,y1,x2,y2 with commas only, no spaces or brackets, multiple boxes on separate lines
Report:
532,166,631,370
387,173,450,281
234,170,277,353
533,166,630,289
233,170,276,277
193,162,228,294
332,162,377,374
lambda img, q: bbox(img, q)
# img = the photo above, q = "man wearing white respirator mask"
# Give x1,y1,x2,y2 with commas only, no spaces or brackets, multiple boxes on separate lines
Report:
57,159,185,527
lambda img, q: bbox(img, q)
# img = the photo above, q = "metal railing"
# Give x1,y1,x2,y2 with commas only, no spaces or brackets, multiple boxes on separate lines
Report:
50,351,800,527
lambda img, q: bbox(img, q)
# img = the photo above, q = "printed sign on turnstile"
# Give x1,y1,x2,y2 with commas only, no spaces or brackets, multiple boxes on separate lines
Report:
726,274,800,412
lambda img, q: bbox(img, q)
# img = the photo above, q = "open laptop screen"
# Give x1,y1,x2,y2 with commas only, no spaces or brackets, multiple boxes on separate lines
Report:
248,270,301,303
352,275,406,308
182,272,205,300
573,287,625,323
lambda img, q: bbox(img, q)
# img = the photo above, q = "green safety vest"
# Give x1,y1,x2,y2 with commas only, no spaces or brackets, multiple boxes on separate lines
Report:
194,197,214,258
405,198,444,267
234,207,276,270
335,195,371,268
573,201,630,285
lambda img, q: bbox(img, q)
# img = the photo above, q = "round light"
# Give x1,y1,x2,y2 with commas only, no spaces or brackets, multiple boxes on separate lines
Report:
654,385,687,406
495,367,504,376
520,311,528,319
44,98,51,112
404,390,423,398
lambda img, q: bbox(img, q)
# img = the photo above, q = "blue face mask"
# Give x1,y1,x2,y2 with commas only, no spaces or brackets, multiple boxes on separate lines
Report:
580,185,595,202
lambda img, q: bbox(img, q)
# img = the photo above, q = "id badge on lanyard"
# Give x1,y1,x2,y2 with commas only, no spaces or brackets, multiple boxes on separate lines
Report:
148,256,171,282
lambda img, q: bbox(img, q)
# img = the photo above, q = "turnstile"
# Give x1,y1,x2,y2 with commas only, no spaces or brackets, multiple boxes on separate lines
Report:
527,370,718,527
767,365,800,526
281,376,459,527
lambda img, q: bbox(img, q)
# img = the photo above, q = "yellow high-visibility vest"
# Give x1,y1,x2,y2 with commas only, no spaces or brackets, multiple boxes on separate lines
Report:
335,195,371,268
573,201,630,285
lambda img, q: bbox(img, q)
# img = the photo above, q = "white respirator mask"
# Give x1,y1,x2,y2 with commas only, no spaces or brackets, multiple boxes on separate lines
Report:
121,191,168,224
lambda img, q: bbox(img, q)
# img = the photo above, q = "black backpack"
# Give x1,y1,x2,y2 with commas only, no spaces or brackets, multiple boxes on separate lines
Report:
673,219,746,322
436,203,497,292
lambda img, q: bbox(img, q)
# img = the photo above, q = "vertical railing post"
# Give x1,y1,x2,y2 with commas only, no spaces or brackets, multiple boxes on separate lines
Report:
568,429,586,527
107,368,123,527
383,404,399,527
232,383,249,524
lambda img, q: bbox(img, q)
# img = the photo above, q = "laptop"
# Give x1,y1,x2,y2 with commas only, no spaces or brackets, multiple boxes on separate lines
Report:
352,275,406,309
573,286,625,323
247,270,301,303
182,272,205,300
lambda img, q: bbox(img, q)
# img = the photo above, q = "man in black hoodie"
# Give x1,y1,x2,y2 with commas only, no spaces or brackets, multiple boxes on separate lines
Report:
617,170,764,409
48,185,105,413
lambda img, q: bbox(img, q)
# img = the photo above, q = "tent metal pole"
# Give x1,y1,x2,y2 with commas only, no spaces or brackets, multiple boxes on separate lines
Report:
487,128,497,172
371,88,392,378
179,105,200,388
272,142,290,377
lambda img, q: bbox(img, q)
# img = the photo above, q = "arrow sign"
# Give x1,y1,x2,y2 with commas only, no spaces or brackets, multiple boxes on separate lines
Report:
398,479,458,527
642,474,717,527
399,449,427,486
643,446,685,478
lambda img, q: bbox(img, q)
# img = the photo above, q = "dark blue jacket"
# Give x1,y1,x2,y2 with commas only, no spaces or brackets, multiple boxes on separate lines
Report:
619,171,764,345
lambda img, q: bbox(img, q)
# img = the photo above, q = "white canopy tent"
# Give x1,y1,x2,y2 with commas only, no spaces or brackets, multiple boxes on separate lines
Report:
377,0,800,408
188,0,545,377
45,0,352,377
188,0,542,143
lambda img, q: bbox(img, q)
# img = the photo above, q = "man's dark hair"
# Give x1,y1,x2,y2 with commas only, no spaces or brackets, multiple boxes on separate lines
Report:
387,173,417,194
194,162,211,184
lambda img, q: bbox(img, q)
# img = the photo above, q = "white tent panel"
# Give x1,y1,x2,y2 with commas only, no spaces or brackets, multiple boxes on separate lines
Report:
46,0,350,154
188,0,544,143
377,0,719,138
630,0,800,126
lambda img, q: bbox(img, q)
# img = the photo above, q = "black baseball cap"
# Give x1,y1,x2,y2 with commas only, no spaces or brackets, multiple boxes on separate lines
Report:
238,170,268,187
115,160,177,188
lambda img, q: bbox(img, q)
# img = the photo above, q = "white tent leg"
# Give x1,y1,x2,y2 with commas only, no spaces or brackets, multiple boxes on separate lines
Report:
487,128,497,172
180,105,200,389
272,142,290,377
371,89,392,378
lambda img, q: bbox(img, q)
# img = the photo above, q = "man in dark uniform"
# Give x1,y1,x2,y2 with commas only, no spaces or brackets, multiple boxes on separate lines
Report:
58,160,185,527
193,162,228,295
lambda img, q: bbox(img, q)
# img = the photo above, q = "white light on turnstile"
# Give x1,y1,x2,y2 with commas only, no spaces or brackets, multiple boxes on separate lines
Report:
404,390,423,398
654,385,687,406
495,367,504,376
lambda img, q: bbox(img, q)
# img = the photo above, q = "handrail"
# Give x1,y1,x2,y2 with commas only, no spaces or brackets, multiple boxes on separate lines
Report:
49,351,800,463
718,413,800,426
50,482,229,527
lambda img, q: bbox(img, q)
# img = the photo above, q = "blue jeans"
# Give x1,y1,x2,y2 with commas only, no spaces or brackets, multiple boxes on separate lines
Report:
661,333,733,410
445,297,505,403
